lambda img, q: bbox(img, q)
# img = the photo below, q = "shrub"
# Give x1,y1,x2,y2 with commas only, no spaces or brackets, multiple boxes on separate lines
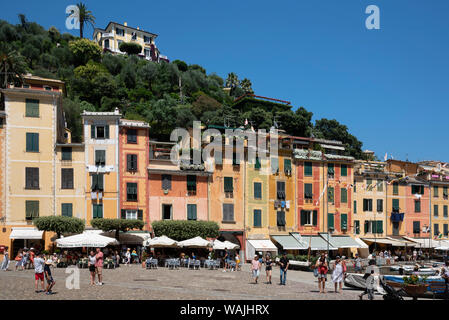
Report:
151,220,219,241
33,216,85,238
119,42,142,55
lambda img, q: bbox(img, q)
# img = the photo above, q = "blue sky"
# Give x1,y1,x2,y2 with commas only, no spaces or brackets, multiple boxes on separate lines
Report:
3,0,449,162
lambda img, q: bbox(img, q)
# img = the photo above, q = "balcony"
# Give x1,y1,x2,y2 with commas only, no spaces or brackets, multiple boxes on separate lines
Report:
101,32,114,38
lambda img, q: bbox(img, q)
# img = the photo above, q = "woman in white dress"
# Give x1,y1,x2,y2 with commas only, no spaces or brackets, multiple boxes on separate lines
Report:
332,256,344,293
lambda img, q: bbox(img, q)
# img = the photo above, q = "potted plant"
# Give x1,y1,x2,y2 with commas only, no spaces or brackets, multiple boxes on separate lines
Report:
402,275,429,296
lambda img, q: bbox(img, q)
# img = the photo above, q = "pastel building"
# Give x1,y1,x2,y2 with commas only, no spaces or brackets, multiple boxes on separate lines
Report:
0,75,66,256
93,21,168,62
148,140,210,227
119,119,150,228
82,109,121,223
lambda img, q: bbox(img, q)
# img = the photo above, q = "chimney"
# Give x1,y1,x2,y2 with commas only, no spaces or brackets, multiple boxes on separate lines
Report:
124,22,127,26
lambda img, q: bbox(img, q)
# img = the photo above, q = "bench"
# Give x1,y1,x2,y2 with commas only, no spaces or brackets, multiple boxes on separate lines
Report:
428,281,447,300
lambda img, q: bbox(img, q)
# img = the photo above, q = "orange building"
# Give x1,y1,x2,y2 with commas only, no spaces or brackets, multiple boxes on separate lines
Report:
119,119,150,229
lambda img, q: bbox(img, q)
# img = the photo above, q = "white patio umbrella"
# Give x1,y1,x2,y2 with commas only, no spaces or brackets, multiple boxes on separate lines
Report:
56,232,119,248
178,236,211,248
144,235,178,248
213,239,239,250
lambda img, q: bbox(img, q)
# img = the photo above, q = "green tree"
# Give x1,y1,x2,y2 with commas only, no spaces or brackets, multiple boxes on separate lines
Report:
152,220,219,241
225,72,239,92
0,43,27,89
76,2,96,39
68,38,102,66
240,78,253,94
275,107,313,137
119,42,142,55
173,60,188,72
90,218,144,241
33,216,85,238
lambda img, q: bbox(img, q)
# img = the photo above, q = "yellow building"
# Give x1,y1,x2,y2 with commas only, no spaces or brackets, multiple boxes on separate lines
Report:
55,129,86,221
82,109,121,224
0,76,66,256
93,21,168,62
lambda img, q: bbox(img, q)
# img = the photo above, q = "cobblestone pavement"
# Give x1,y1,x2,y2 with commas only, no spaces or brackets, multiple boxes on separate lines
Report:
0,264,374,300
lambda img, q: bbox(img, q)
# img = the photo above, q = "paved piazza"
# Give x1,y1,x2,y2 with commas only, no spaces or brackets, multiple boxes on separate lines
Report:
0,264,374,300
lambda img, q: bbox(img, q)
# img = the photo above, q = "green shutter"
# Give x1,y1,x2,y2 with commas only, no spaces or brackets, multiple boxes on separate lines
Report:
341,214,347,230
434,186,439,197
284,159,291,172
300,210,306,226
105,125,110,139
327,163,334,175
328,213,334,230
26,201,39,219
341,188,347,203
254,182,262,199
415,200,421,213
354,200,357,214
377,221,383,234
434,205,439,217
304,162,312,176
26,133,39,152
354,220,360,234
392,199,399,211
305,183,313,199
62,147,72,161
187,175,197,188
224,177,233,192
341,164,347,176
364,221,369,233
25,99,39,117
253,209,262,227
444,205,448,217
62,203,72,217
138,210,143,220
443,187,448,197
328,187,334,203
393,183,399,195
91,125,96,139
372,221,377,233
312,210,317,226
187,204,197,220
255,157,261,169
121,209,126,219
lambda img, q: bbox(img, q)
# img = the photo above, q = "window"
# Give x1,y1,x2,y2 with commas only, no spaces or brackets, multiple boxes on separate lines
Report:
253,209,262,227
144,48,150,57
25,99,39,117
93,204,103,219
328,213,334,230
232,152,239,166
363,199,373,212
162,204,172,220
413,221,421,234
162,174,172,190
131,32,137,40
371,221,383,234
187,204,197,220
25,167,39,189
62,203,73,217
254,182,262,199
444,205,448,218
340,188,347,203
377,180,383,192
224,177,233,197
354,220,360,234
92,173,104,191
255,157,261,169
61,147,72,161
284,159,291,174
327,163,334,178
104,39,110,49
116,28,124,36
434,186,439,198
354,200,357,214
277,181,286,200
91,125,109,139
328,187,334,204
271,157,279,174
354,183,357,193
393,182,399,195
277,211,286,227
125,210,137,220
222,203,234,222
444,187,448,199
434,224,440,236
126,183,138,201
25,201,39,220
304,162,312,176
341,164,347,177
444,224,449,237
377,199,383,212
415,200,421,213
411,185,424,195
366,178,372,189
61,168,74,189
95,150,106,166
300,210,317,226
144,35,151,43
127,154,138,171
26,133,39,152
304,183,313,200
364,221,370,234
434,205,439,217
127,129,137,143
187,175,197,195
341,214,348,230
392,199,400,212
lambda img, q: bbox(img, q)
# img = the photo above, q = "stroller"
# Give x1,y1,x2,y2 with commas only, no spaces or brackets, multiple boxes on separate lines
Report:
379,276,405,300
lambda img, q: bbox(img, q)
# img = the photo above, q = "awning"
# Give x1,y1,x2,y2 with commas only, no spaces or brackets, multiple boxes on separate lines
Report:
101,231,151,245
271,235,308,250
361,237,416,247
320,233,364,248
10,228,43,240
403,237,449,249
247,239,277,251
300,235,337,251
354,237,369,249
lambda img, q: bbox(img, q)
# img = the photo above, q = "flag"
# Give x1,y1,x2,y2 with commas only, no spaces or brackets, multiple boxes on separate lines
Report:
315,184,327,206
384,153,387,161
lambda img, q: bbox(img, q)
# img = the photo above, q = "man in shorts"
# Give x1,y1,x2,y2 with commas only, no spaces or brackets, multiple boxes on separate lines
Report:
95,248,104,285
34,252,45,293
44,258,55,295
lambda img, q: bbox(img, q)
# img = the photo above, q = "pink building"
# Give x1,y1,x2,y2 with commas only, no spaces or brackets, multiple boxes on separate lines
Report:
404,179,430,238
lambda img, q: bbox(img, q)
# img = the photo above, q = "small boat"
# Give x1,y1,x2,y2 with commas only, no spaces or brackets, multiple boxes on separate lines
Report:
383,275,446,299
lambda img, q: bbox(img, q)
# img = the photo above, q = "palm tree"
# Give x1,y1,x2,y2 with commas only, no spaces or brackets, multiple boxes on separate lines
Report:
225,72,239,89
0,43,27,89
76,2,95,39
240,78,254,94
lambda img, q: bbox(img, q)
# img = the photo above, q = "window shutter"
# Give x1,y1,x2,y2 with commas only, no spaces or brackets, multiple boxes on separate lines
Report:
328,187,334,203
341,214,347,230
162,175,171,190
138,210,143,220
377,180,383,192
341,164,347,176
271,157,279,174
372,221,377,234
341,188,347,203
253,210,261,227
392,199,399,211
277,211,286,226
415,200,421,213
328,163,334,175
98,174,104,190
354,200,357,214
26,133,32,151
300,210,306,226
33,133,39,152
313,210,318,226
224,177,233,193
393,183,399,195
377,199,383,212
304,183,313,199
327,212,334,229
354,220,360,234
254,182,262,199
284,159,291,172
377,221,383,234
121,209,126,219
255,157,261,169
434,205,439,217
444,205,448,217
413,221,420,234
26,99,39,117
105,125,110,139
91,125,96,139
304,162,312,176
